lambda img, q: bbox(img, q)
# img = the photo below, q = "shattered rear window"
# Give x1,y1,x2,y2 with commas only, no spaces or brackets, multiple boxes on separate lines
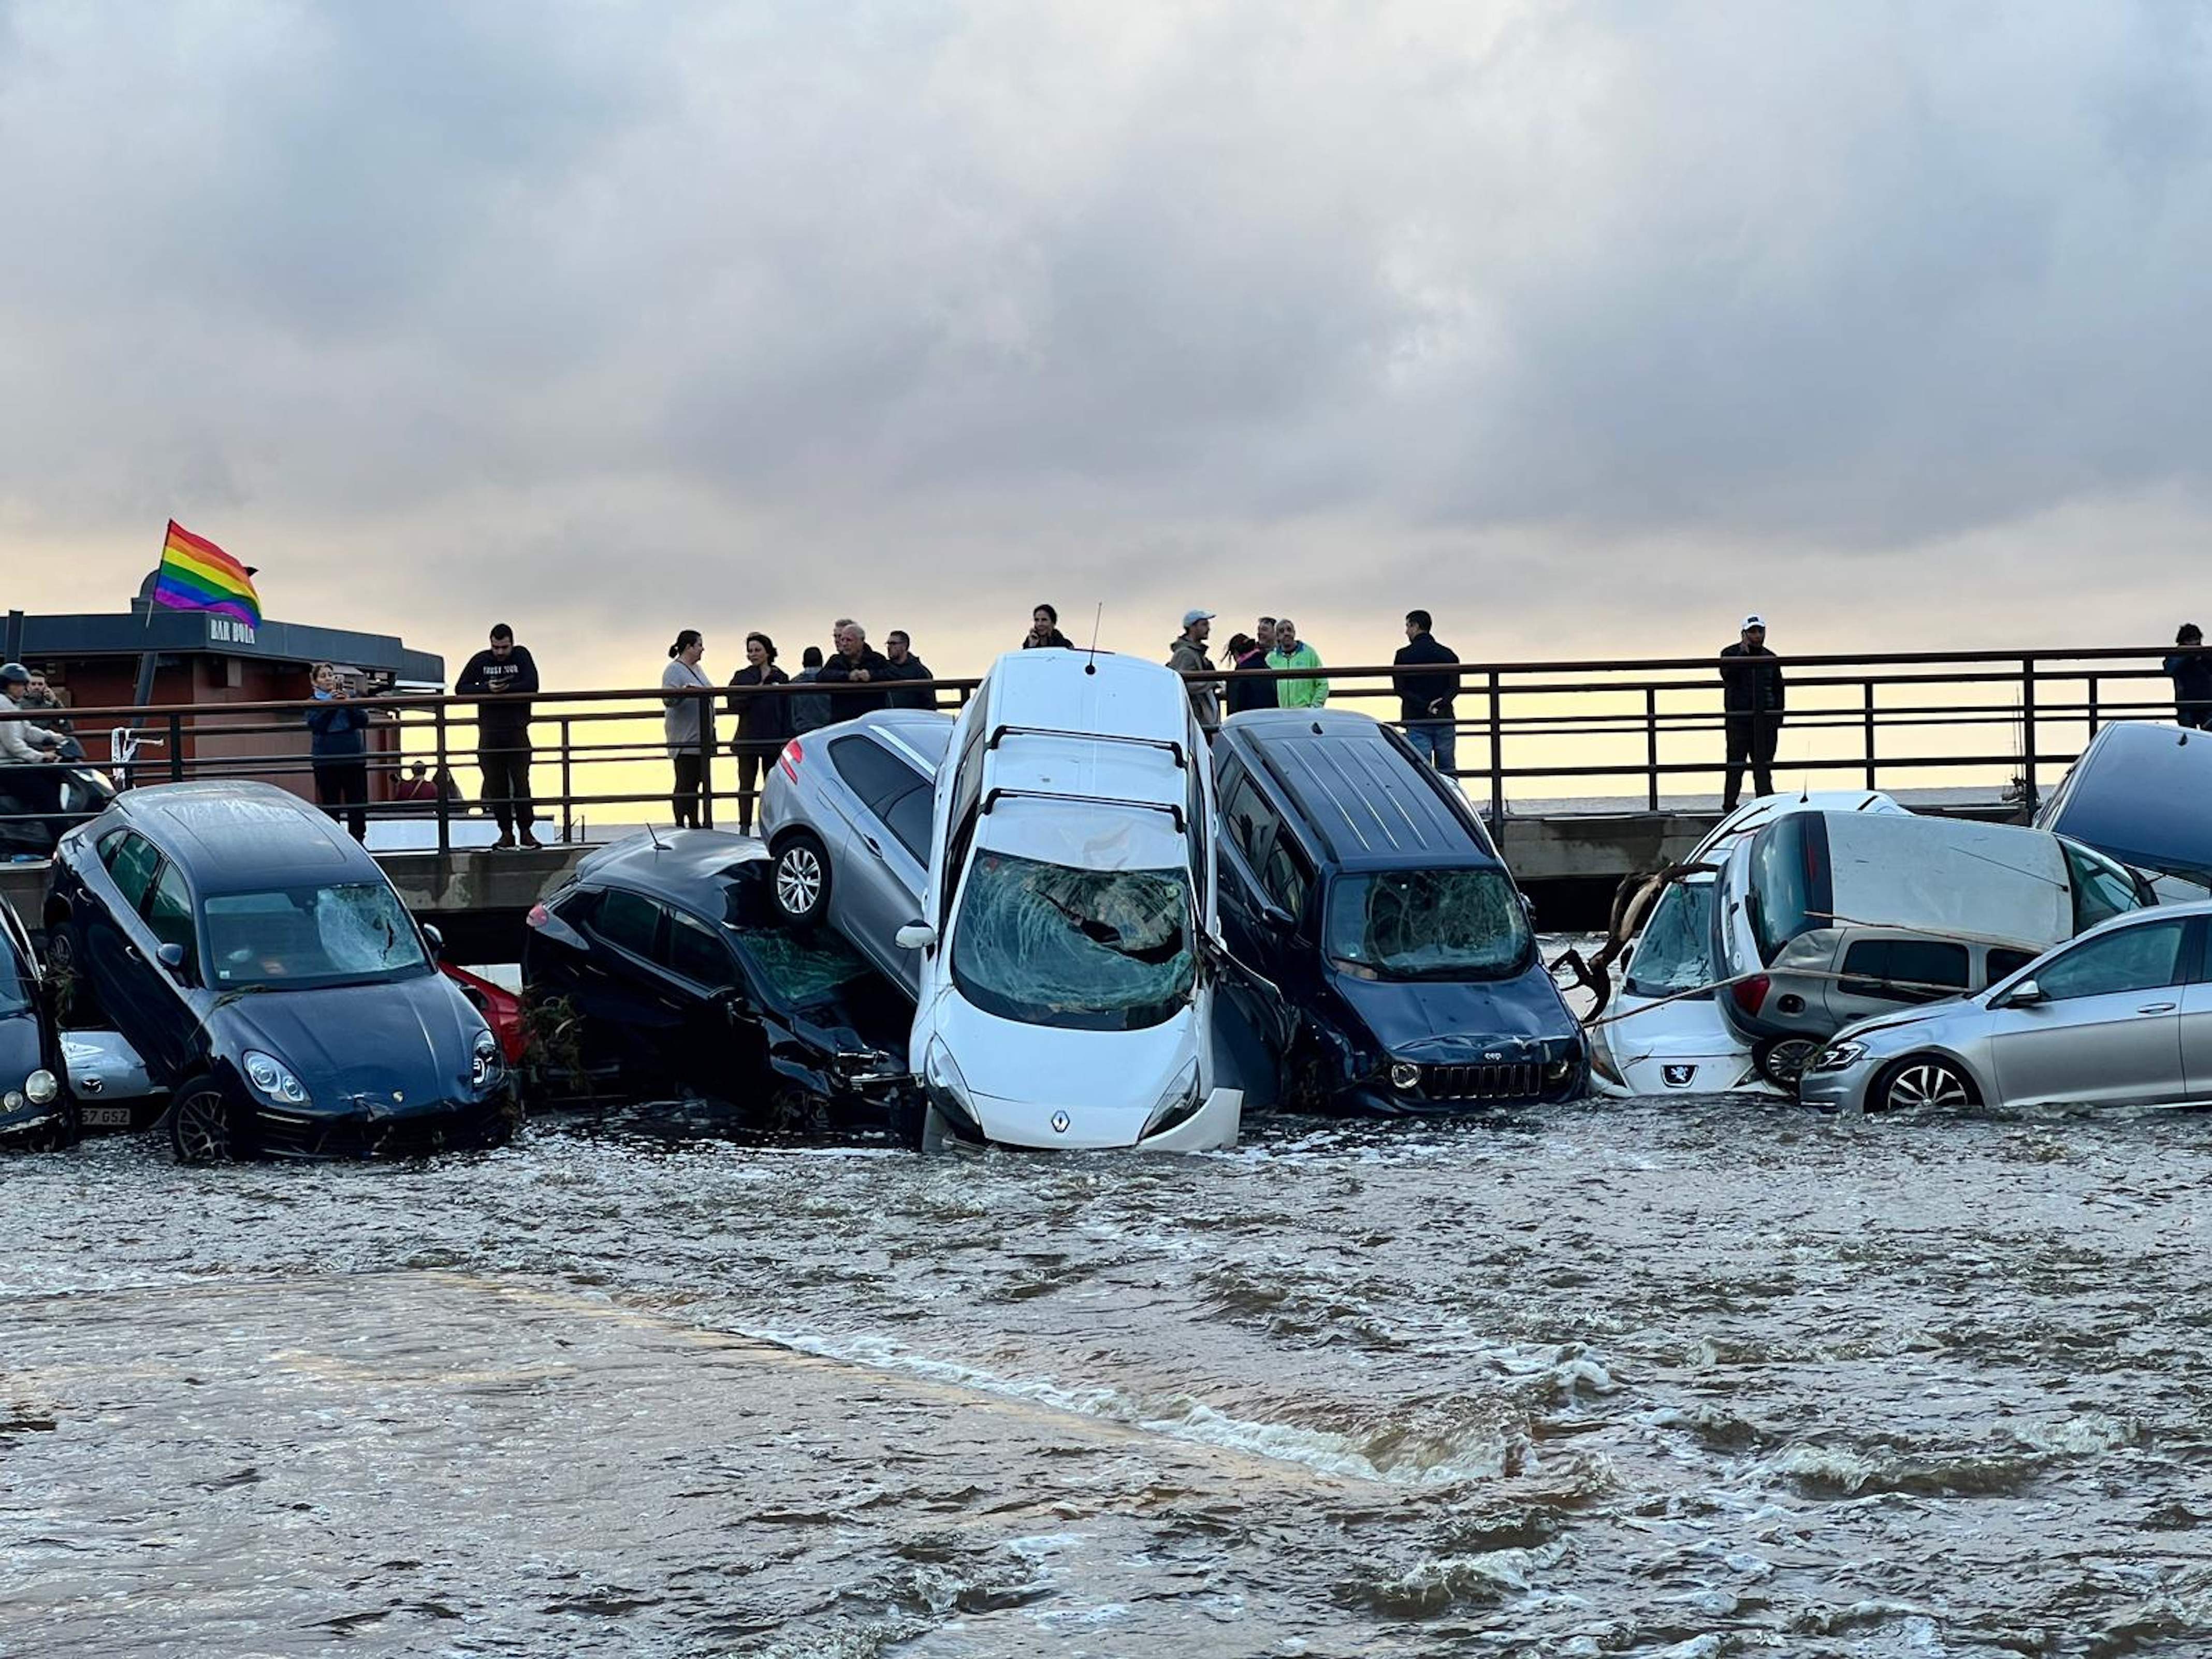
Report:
735,927,872,1004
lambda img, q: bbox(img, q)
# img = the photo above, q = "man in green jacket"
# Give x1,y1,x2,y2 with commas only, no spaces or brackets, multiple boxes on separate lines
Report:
1268,618,1328,708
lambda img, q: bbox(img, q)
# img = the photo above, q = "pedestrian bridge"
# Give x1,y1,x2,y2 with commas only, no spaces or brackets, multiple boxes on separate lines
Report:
5,640,2184,943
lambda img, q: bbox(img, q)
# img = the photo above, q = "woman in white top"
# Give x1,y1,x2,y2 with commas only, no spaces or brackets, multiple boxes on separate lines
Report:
661,630,717,828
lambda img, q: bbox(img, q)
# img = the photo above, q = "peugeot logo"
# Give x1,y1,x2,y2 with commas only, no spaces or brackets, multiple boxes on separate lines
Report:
1051,1111,1071,1134
1662,1064,1696,1088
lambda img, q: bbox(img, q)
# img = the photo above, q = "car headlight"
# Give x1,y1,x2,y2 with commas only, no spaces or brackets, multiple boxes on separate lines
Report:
471,1029,503,1090
3,1090,22,1112
1544,1057,1576,1083
242,1050,309,1105
1388,1060,1421,1093
25,1069,59,1105
923,1037,983,1136
1142,1060,1203,1137
1809,1041,1866,1074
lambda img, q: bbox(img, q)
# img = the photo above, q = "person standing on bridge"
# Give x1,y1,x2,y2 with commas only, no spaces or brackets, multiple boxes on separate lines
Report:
1169,609,1221,735
879,630,936,710
2164,623,2211,731
305,662,372,842
1719,613,1786,811
1269,618,1329,709
1025,604,1074,650
456,623,542,850
725,632,790,837
662,630,717,830
1393,610,1461,773
1225,633,1276,716
789,647,832,734
818,621,893,718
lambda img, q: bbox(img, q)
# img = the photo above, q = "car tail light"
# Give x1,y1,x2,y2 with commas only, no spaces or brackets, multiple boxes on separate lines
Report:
1731,974,1771,1016
778,738,804,782
526,903,551,929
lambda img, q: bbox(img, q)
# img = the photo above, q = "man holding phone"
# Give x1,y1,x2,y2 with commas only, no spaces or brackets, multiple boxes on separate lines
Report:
455,623,543,849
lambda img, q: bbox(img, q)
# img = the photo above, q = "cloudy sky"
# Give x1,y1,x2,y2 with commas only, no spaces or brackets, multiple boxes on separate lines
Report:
4,0,2207,687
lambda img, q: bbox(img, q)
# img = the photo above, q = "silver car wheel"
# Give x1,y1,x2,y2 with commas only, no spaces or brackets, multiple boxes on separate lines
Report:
775,842,824,919
1756,1036,1821,1090
1883,1059,1974,1113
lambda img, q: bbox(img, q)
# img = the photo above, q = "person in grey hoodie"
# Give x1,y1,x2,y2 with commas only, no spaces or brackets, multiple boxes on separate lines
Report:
662,630,717,828
1168,609,1221,735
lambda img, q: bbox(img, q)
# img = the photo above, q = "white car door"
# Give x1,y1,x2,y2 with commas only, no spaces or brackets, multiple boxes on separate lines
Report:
1988,918,2192,1109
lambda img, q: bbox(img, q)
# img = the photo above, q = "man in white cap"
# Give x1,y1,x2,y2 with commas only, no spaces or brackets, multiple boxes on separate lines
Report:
1718,614,1785,811
1169,609,1221,735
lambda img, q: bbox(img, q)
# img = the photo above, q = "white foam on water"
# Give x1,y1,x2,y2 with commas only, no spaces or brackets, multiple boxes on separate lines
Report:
2010,1413,2138,1454
735,1323,1518,1486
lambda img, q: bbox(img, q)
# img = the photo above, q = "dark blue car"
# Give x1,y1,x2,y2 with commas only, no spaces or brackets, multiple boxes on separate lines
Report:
1214,710,1585,1112
45,782,515,1161
1,895,70,1147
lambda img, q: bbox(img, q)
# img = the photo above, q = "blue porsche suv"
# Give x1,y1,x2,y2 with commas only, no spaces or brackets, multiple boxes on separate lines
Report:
46,782,515,1161
1213,710,1585,1112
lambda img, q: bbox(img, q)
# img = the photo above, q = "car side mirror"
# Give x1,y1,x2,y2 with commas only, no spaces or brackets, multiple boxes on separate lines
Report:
895,922,937,952
419,924,444,959
1999,978,2044,1008
1520,890,1538,922
156,941,187,971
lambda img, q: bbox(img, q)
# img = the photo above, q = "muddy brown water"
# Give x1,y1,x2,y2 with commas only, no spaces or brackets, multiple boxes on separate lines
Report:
4,1084,2210,1653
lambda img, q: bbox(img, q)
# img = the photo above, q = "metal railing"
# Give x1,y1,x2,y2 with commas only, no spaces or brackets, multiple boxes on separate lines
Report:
3,644,2204,849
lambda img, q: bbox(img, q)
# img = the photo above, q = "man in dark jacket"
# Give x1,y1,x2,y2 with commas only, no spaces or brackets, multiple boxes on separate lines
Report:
1392,609,1461,772
1719,614,1785,811
879,631,936,710
454,623,542,849
2164,623,2211,730
817,621,893,718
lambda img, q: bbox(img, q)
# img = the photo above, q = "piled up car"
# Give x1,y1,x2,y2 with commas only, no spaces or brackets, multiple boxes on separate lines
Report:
753,649,1588,1152
42,782,516,1161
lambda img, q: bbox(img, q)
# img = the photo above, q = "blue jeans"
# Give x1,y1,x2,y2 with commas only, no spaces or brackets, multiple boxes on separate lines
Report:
1403,721,1457,774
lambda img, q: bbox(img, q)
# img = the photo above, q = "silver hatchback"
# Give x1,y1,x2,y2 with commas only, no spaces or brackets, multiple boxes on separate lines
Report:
1800,900,2212,1113
757,710,954,997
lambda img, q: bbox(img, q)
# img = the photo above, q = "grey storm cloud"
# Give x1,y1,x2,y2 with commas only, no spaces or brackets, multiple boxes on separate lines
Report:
3,0,2209,661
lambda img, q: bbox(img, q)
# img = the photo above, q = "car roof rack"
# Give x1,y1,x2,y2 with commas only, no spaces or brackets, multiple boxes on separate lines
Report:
981,788,1186,834
986,724,1186,769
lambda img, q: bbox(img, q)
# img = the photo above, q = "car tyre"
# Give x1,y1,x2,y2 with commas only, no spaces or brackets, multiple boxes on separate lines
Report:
1753,1036,1822,1093
771,831,832,927
1873,1054,1978,1114
44,927,98,1026
168,1080,238,1165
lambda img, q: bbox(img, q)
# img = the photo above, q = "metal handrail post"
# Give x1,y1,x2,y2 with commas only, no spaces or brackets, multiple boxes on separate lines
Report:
434,703,451,856
2086,675,2100,741
1487,670,1505,823
1644,686,1660,811
560,716,575,842
2019,656,2040,812
167,712,184,782
1862,680,1877,790
698,689,716,828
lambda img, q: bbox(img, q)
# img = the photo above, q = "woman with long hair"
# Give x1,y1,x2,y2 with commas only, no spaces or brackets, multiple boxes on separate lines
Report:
661,630,716,828
1024,603,1074,650
725,630,791,837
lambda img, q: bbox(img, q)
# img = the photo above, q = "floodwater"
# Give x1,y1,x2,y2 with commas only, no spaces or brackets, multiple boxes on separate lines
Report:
5,1069,2211,1653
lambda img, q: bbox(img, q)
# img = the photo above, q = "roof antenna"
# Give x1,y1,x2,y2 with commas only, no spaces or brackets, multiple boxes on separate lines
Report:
644,820,665,850
1084,603,1103,675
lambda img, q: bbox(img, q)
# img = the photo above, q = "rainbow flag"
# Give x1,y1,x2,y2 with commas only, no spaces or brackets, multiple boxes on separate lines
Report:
153,520,261,626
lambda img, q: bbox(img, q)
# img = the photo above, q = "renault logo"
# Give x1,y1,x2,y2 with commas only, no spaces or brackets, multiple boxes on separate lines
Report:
1051,1111,1071,1134
1662,1065,1696,1088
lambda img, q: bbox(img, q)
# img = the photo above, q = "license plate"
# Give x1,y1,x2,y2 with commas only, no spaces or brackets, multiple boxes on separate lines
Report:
80,1106,134,1128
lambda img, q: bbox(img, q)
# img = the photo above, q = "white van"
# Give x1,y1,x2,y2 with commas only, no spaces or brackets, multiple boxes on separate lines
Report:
896,649,1241,1151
